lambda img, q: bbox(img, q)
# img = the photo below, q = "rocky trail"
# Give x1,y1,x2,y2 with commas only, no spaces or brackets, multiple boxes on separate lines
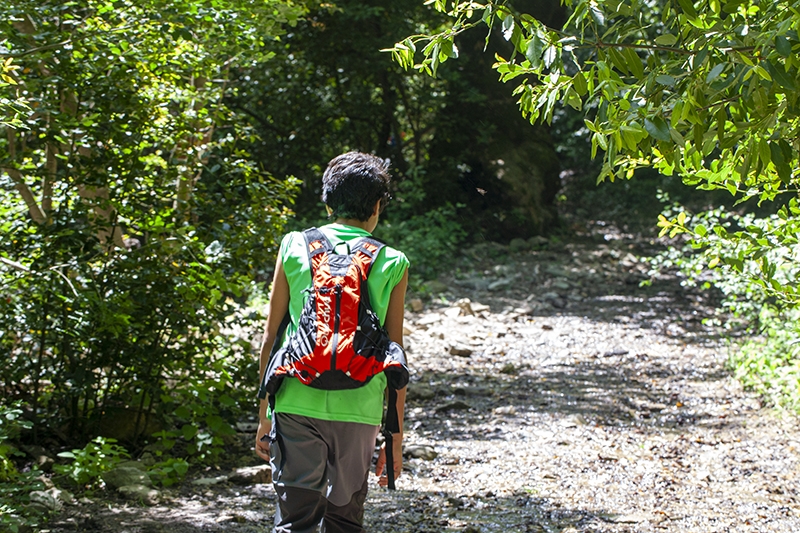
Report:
46,230,800,533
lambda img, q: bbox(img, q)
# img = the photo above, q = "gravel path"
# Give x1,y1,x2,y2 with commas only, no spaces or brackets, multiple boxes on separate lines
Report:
49,237,800,533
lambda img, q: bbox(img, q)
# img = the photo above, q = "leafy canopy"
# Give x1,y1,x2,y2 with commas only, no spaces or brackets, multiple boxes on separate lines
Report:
388,0,800,304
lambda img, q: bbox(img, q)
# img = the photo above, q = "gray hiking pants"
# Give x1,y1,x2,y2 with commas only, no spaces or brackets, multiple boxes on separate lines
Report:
269,412,380,533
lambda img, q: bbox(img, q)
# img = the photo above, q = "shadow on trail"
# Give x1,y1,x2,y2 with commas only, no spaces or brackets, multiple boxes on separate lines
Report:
456,238,729,348
410,352,733,443
369,488,624,533
418,237,735,434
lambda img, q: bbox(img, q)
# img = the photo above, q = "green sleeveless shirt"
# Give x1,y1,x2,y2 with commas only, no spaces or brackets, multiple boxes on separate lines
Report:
273,223,409,425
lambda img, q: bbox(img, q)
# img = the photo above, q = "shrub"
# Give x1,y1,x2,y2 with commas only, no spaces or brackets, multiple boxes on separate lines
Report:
53,437,129,488
730,308,800,414
0,405,46,533
376,203,467,285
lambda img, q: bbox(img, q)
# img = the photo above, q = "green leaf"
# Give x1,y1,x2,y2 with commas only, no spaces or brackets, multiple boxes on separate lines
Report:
692,47,709,70
769,141,786,166
644,117,671,141
439,39,454,62
590,4,605,26
623,48,644,78
218,394,235,407
656,74,675,86
502,15,515,41
173,460,189,476
776,35,792,57
182,424,198,440
758,140,772,168
677,0,697,18
608,48,629,74
654,34,677,46
764,60,795,90
770,141,792,183
525,34,544,66
671,101,684,127
705,63,725,84
573,72,588,96
543,45,558,68
565,87,582,110
752,65,772,81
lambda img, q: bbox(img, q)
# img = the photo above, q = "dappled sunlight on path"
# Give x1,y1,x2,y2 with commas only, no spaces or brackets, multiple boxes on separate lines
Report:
365,237,800,532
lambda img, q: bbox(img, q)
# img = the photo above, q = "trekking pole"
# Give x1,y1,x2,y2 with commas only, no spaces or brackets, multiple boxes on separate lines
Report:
384,387,399,490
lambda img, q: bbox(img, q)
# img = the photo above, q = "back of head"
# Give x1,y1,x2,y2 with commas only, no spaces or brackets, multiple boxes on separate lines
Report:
322,152,391,221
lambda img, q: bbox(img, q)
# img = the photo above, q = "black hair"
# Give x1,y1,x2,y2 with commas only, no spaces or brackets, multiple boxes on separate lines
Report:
321,151,391,221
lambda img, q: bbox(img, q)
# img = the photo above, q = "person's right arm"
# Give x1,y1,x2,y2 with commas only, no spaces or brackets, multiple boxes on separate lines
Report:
255,256,290,461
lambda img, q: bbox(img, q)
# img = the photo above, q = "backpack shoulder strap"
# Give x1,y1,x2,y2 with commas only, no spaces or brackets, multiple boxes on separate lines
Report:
302,228,333,272
351,236,385,278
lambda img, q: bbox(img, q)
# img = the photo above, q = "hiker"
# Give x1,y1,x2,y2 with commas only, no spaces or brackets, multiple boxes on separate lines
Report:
255,151,409,533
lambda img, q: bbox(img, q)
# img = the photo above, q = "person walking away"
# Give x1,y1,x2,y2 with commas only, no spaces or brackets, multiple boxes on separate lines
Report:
255,151,409,532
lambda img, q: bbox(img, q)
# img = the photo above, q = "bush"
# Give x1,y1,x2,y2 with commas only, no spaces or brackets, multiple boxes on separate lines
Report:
730,308,800,414
0,405,29,482
0,405,46,533
375,203,468,285
645,196,800,413
53,437,129,488
0,0,299,454
147,458,190,487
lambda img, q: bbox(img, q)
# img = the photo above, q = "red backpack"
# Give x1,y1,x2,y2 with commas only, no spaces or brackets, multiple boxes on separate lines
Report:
259,228,408,488
258,227,409,400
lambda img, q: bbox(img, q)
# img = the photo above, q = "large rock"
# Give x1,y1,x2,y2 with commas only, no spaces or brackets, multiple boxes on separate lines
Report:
115,460,148,471
28,489,63,512
408,298,424,312
102,466,152,489
118,484,160,506
191,475,229,486
435,401,470,413
448,344,473,357
528,235,549,249
228,465,272,485
509,238,530,253
404,445,438,461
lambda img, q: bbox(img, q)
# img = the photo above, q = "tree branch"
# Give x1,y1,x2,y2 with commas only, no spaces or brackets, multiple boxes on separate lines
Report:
2,167,47,224
7,40,73,58
0,256,30,273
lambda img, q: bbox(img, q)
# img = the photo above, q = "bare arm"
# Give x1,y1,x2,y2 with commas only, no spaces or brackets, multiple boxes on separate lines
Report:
255,256,290,461
376,268,409,485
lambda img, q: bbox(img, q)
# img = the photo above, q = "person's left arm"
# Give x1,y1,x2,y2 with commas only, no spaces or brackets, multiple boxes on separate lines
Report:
376,267,408,486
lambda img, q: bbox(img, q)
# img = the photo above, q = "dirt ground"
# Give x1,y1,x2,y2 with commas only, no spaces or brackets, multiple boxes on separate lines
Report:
46,230,800,533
